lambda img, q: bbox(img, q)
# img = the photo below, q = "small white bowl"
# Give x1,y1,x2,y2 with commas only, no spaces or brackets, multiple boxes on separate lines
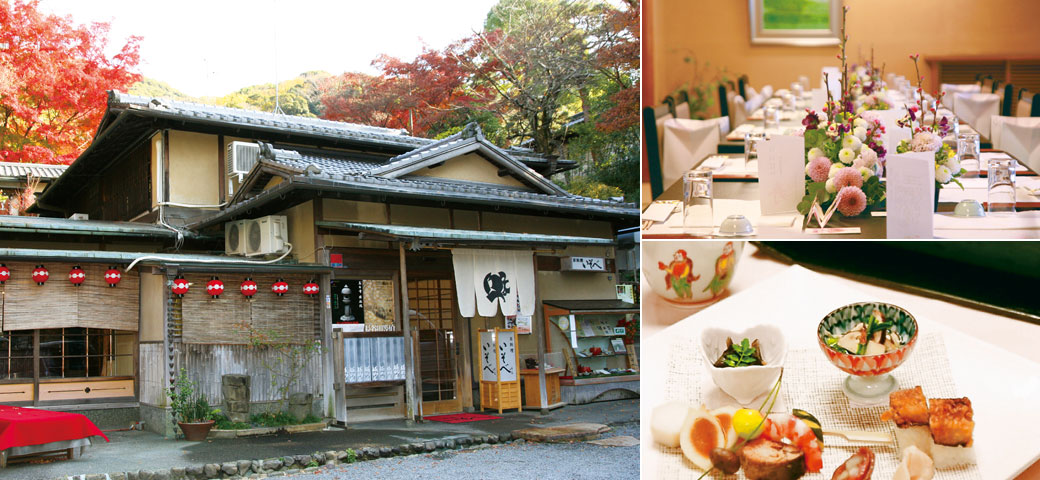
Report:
700,325,787,405
953,199,985,217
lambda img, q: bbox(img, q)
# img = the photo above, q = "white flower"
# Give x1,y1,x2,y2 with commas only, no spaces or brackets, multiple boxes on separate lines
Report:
826,123,840,138
860,111,881,124
945,156,961,173
936,164,953,184
910,131,942,152
860,167,873,180
807,147,824,161
852,157,865,169
816,111,828,123
842,135,862,152
858,147,878,168
829,163,843,178
825,178,837,193
853,126,867,141
838,147,856,164
853,118,867,129
856,105,868,114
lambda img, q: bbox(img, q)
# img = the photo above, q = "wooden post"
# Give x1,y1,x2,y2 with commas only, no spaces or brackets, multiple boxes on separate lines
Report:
532,255,549,414
458,315,474,412
332,329,347,425
399,243,418,423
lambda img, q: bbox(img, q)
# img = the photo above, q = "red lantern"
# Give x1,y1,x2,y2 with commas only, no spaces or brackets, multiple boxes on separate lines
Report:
206,277,224,299
32,265,49,286
272,278,289,296
105,267,122,287
303,281,319,296
171,275,190,297
69,265,86,286
0,264,9,284
240,277,258,298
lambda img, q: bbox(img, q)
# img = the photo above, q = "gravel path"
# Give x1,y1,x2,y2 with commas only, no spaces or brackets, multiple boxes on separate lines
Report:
285,422,640,480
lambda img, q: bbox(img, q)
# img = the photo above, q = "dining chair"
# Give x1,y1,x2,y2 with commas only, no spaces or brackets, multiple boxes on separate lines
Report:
955,92,1001,138
661,118,722,192
980,76,993,92
1017,90,1039,118
731,95,749,128
675,90,691,119
992,79,1003,95
991,116,1040,172
717,84,730,118
663,95,677,118
643,106,668,199
1001,84,1015,117
738,75,749,99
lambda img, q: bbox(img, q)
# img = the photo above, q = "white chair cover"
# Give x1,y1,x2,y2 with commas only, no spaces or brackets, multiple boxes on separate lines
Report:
940,83,980,114
760,85,774,99
654,108,674,161
954,93,1000,138
744,93,765,114
745,86,758,99
730,95,748,128
991,116,1040,172
675,101,690,120
661,118,721,190
1017,96,1034,118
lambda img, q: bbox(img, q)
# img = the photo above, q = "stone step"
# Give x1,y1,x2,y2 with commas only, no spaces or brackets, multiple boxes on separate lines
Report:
511,422,611,443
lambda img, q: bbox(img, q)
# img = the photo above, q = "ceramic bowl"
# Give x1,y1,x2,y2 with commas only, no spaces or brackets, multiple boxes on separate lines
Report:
953,199,985,217
718,215,754,236
643,241,745,306
700,324,786,405
817,302,918,377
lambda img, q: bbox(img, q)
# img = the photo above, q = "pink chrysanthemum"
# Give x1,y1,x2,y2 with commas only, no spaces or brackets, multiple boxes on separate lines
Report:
807,156,831,182
833,166,863,189
836,186,867,216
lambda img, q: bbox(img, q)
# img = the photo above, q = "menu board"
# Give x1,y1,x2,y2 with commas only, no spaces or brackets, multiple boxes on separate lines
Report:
498,330,517,382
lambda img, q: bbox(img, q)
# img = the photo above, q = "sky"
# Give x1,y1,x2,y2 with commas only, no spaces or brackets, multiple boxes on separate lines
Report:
36,0,501,98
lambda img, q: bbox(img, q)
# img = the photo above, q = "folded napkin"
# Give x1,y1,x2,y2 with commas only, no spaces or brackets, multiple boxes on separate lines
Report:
954,93,999,138
642,199,798,235
642,200,679,223
662,118,721,189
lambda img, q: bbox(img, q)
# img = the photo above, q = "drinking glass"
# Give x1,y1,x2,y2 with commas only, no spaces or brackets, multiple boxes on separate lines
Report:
987,158,1016,215
782,93,796,112
957,133,981,177
744,132,766,171
791,82,804,99
763,105,780,130
682,170,714,235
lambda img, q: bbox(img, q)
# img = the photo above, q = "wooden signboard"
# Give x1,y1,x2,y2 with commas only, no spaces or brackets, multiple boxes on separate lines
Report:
478,328,521,413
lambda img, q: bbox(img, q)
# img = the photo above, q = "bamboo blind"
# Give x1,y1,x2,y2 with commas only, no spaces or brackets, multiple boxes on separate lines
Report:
1,261,139,332
181,273,319,345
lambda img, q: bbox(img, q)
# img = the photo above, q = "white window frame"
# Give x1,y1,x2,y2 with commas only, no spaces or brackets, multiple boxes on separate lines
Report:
749,0,842,47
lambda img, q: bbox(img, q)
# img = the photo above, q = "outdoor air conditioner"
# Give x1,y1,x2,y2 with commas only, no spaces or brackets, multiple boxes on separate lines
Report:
243,215,288,257
227,141,260,178
224,220,250,255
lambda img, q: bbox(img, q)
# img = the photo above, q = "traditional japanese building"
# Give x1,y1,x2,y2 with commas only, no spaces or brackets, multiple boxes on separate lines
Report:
0,92,639,436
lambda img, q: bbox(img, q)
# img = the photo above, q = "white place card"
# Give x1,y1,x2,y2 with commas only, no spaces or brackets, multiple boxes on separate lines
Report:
886,151,935,238
809,88,826,111
757,135,805,215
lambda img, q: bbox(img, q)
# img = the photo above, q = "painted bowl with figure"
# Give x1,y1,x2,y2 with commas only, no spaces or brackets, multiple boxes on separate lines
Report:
642,241,744,306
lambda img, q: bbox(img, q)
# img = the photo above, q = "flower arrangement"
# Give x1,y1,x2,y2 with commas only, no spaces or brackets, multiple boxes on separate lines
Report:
798,6,887,218
895,54,964,189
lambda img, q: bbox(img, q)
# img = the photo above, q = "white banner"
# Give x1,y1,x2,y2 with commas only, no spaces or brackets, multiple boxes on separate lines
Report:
451,249,535,318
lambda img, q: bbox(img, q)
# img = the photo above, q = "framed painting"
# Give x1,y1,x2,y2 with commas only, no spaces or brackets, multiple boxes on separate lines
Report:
749,0,842,46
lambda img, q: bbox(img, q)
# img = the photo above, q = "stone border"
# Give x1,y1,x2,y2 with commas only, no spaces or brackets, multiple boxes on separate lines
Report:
60,433,519,480
208,422,328,439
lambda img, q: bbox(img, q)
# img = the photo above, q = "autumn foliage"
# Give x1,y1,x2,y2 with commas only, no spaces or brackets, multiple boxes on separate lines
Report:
0,0,141,165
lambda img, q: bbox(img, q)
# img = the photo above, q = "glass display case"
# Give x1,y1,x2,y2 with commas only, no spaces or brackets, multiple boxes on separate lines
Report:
542,300,639,390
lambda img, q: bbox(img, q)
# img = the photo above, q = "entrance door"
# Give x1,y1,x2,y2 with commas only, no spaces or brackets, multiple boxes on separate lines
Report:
407,278,462,414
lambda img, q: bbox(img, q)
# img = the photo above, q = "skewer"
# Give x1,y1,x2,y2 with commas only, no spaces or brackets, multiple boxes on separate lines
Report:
824,429,893,444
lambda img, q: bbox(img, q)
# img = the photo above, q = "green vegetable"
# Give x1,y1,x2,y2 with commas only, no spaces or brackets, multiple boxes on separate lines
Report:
721,338,762,368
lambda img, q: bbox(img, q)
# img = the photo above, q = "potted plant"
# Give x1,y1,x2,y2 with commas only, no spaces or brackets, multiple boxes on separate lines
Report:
168,369,220,441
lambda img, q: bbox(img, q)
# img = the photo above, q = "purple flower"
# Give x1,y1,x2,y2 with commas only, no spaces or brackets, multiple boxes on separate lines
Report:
802,110,820,130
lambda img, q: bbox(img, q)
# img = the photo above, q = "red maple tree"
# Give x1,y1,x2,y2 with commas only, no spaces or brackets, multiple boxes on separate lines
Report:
594,0,639,133
0,0,141,165
320,47,488,137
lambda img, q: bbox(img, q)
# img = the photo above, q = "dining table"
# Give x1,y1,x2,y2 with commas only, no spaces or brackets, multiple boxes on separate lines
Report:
640,243,1040,479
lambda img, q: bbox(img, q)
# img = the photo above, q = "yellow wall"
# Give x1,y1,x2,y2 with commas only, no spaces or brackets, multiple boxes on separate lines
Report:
407,153,530,190
322,199,386,224
168,130,220,205
151,132,162,206
650,0,1040,109
139,271,165,342
389,205,451,228
280,201,317,263
482,212,614,238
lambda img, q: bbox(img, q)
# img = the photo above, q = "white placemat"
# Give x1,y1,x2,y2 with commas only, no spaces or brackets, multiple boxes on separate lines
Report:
642,199,798,234
934,211,1040,230
648,332,982,479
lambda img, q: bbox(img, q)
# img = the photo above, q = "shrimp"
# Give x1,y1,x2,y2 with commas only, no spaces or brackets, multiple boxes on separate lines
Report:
760,413,824,473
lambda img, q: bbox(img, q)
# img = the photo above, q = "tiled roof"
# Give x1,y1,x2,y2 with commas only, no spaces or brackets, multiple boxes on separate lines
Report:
108,91,430,149
0,162,68,180
0,215,212,239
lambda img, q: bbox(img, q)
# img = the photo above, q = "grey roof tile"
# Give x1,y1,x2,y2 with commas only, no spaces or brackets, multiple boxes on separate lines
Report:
0,162,68,180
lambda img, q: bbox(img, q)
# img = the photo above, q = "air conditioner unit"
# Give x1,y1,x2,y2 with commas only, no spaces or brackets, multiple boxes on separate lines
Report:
224,220,250,255
227,141,260,178
244,215,288,257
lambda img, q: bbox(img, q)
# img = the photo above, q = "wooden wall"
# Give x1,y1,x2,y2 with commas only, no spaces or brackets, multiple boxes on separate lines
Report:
182,343,323,406
0,261,139,332
79,140,151,220
139,343,167,407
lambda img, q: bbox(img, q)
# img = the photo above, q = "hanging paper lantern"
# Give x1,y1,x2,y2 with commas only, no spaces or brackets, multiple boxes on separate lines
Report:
303,280,319,296
206,277,224,299
271,278,289,297
68,265,86,286
171,275,190,297
32,265,49,286
240,277,258,298
0,264,9,284
105,267,122,287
